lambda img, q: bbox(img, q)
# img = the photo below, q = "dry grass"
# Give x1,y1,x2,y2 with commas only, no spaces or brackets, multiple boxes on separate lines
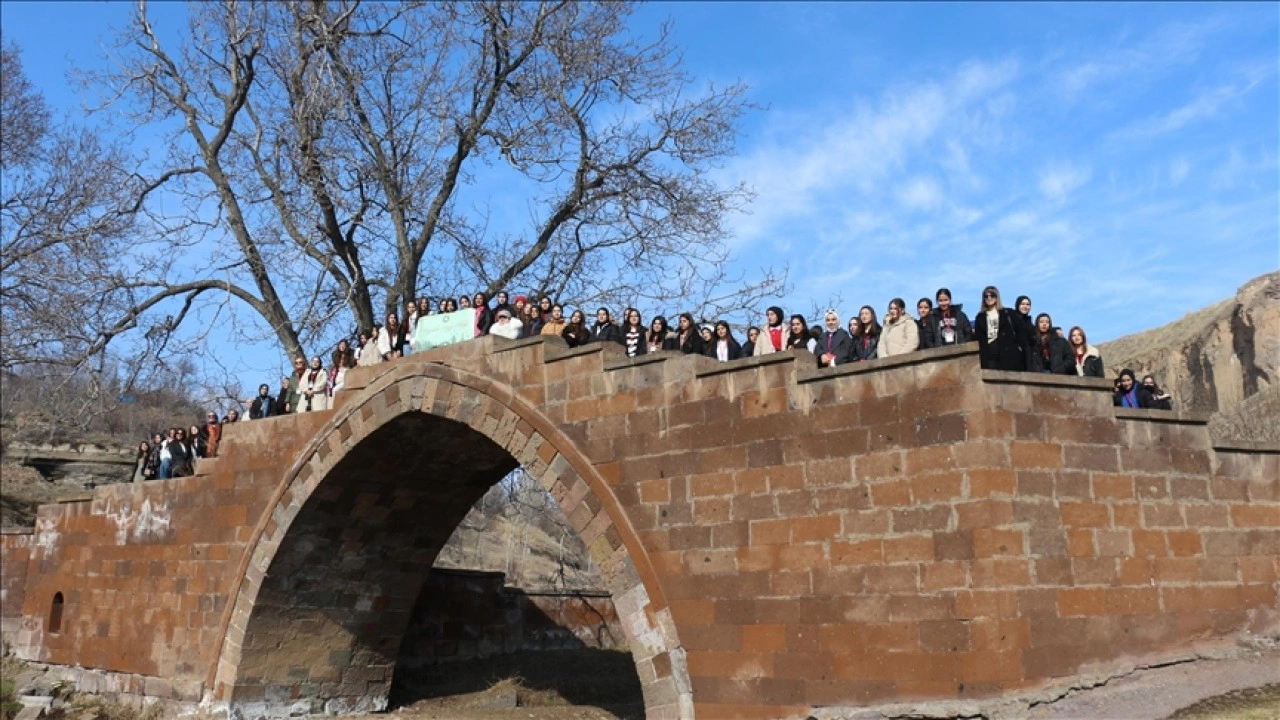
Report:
1166,684,1280,720
1099,297,1235,373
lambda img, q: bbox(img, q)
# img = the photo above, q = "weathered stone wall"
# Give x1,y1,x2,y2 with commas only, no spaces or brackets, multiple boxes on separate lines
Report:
397,568,625,667
5,413,332,700
1,336,1275,720
1,529,34,643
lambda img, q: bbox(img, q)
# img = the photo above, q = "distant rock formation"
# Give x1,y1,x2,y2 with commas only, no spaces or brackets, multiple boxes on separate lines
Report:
1102,271,1279,443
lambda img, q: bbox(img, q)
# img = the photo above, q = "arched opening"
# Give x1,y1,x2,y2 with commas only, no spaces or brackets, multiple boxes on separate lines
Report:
49,592,64,634
392,469,642,716
211,368,689,718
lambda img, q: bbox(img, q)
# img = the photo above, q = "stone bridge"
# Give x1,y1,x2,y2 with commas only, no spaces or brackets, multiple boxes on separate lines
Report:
1,336,1276,719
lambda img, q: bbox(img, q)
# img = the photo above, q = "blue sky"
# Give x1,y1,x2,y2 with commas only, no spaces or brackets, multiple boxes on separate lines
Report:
3,2,1277,402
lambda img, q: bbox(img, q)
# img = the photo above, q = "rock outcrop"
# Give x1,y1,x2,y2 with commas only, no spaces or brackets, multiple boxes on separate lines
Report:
1101,271,1279,436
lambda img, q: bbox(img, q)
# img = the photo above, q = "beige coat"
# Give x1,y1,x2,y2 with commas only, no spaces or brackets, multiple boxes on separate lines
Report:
877,315,920,358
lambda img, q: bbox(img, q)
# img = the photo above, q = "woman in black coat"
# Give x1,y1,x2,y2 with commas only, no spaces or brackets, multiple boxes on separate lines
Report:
647,316,671,353
1029,313,1074,374
816,309,854,367
704,321,742,362
974,286,1033,371
561,310,590,348
663,313,705,355
929,288,974,346
1067,326,1105,378
850,306,880,362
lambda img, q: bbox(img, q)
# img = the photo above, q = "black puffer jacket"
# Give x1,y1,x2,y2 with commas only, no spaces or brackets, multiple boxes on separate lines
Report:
923,304,974,347
1030,333,1075,375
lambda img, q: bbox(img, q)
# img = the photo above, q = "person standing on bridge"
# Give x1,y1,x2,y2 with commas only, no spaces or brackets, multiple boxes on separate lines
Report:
752,306,790,356
665,313,704,355
298,356,330,413
975,286,1033,371
589,307,623,345
851,306,880,362
561,309,590,347
204,411,222,458
926,288,974,348
817,310,853,368
169,428,194,478
622,308,647,357
878,298,920,358
133,441,151,483
705,320,742,362
647,316,671,353
541,304,567,339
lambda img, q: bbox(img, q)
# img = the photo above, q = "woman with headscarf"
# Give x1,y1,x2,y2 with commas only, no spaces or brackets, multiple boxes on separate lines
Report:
975,286,1033,371
742,326,760,357
1014,295,1035,333
816,309,853,368
1114,369,1157,408
298,356,330,412
752,306,790,356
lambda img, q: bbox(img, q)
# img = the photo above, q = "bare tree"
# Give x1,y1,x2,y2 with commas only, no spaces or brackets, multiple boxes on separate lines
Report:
74,0,785,362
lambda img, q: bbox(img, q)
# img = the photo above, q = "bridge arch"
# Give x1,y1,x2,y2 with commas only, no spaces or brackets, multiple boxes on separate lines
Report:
206,362,691,718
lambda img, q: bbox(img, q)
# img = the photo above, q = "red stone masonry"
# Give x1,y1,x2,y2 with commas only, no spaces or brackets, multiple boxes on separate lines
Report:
2,337,1276,719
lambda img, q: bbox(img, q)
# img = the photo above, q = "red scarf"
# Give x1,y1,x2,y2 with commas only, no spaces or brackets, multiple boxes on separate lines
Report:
768,325,784,351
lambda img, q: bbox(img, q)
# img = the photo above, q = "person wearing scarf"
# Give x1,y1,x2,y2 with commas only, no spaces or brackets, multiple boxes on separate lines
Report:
752,306,791,356
1113,369,1155,409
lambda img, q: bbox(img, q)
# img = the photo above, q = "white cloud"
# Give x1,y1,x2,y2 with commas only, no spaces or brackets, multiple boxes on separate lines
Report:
722,59,1019,246
1169,157,1190,186
898,177,942,211
1038,163,1092,201
1056,18,1229,98
1112,63,1273,141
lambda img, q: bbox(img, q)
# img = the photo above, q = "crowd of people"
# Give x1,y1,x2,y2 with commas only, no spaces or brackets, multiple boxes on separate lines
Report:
131,285,1175,481
132,408,238,482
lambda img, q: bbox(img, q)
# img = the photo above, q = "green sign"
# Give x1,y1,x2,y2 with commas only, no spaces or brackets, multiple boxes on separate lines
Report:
413,309,475,351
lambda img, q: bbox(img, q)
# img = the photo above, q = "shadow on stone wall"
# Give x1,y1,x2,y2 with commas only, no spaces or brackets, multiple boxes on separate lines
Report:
392,568,641,716
390,649,644,718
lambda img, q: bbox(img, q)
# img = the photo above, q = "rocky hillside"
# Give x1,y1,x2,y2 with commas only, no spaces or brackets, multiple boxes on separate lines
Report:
1101,270,1279,444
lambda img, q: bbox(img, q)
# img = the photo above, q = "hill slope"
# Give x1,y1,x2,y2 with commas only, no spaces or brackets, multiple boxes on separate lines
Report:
1101,270,1279,443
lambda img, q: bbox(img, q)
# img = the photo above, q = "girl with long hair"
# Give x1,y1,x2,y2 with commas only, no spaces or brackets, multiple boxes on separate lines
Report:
851,306,880,362
1067,326,1104,378
561,309,590,348
622,308,647,357
705,320,742,362
647,316,671,353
